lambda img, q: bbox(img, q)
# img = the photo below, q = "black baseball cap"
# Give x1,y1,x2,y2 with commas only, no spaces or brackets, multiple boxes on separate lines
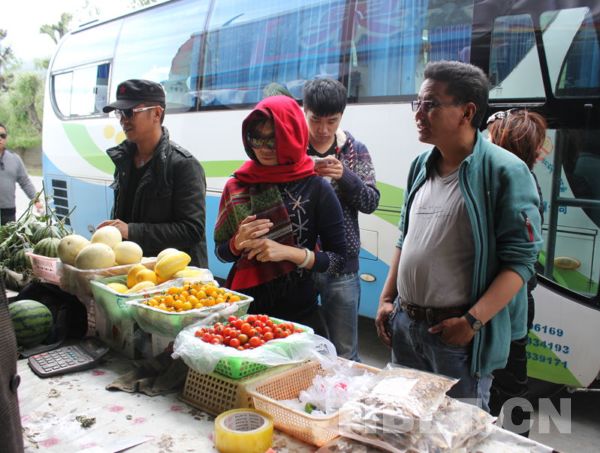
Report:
103,79,166,113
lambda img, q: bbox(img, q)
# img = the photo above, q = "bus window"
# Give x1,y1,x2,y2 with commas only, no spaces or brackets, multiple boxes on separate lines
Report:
111,0,210,112
488,14,544,100
53,72,73,117
52,63,110,118
201,0,346,106
541,8,600,97
349,0,473,100
52,20,120,71
536,129,600,298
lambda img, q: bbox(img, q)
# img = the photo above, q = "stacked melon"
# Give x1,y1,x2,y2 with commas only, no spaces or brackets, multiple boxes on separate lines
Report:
57,226,143,270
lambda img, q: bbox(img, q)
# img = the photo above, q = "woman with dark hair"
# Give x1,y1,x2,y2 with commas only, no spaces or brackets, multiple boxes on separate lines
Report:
487,109,547,436
214,95,346,336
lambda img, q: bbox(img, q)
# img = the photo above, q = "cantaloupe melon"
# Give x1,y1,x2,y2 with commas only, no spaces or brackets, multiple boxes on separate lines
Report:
75,243,116,269
114,241,143,265
91,226,122,249
58,234,90,265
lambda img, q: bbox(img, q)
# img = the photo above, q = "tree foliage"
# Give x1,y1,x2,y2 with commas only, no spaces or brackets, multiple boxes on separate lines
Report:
40,13,73,45
0,29,17,92
0,72,44,150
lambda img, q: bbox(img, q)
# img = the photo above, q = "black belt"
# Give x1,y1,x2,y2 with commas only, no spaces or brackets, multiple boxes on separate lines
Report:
400,301,470,326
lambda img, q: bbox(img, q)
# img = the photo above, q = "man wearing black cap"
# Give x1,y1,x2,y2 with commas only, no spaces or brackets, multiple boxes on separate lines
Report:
98,79,207,267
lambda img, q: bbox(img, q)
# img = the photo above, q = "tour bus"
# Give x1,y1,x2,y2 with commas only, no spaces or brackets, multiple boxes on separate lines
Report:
42,0,599,391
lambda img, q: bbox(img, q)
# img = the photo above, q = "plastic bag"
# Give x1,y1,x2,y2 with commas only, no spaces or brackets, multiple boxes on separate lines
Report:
470,425,554,453
59,258,157,303
172,318,337,374
338,365,459,453
297,362,376,415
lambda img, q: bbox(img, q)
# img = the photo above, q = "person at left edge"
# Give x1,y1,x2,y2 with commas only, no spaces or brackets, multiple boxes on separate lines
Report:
98,79,207,267
0,123,43,225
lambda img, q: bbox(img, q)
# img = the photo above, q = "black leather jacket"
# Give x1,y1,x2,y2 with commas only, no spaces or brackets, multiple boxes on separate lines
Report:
107,127,208,267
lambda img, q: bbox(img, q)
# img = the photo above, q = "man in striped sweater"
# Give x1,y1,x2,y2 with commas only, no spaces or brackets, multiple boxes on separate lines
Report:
303,78,380,360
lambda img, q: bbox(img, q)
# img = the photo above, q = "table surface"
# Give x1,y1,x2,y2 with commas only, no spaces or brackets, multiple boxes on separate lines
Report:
17,354,313,453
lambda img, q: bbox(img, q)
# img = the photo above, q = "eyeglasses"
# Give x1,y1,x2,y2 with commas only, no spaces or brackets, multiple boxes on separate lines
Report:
411,99,462,113
486,108,521,126
114,106,158,120
0,133,7,139
247,134,275,149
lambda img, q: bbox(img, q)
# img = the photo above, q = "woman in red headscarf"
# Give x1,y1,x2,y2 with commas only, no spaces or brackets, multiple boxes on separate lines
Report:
214,95,346,335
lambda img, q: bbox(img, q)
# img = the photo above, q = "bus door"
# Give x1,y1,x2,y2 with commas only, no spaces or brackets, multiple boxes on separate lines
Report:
472,0,600,387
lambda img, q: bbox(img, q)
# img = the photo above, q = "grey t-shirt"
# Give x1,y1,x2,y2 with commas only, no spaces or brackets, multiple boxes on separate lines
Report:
0,150,37,209
398,168,474,308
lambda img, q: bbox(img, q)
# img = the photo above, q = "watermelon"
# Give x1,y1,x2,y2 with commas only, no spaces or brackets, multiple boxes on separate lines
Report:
33,237,61,257
9,299,53,347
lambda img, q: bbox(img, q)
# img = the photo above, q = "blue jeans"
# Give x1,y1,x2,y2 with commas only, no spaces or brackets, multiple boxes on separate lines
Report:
390,302,493,411
314,272,361,361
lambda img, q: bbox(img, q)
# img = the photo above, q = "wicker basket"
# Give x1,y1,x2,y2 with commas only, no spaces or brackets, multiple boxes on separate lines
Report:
247,359,380,447
179,364,297,416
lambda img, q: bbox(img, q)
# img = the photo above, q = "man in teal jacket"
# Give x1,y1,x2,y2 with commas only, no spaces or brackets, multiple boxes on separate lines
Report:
375,61,542,410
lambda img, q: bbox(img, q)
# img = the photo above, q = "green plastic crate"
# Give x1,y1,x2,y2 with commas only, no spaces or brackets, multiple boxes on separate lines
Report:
212,317,313,380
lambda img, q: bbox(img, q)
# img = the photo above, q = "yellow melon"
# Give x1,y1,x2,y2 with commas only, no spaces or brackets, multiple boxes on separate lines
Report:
135,269,158,285
75,243,116,270
57,234,90,265
114,241,143,265
91,226,122,249
127,264,148,288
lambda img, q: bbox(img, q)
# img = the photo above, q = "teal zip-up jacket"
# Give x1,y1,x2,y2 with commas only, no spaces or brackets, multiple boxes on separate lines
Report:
396,131,543,376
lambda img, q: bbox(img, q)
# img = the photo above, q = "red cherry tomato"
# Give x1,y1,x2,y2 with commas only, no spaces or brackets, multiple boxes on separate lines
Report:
263,332,274,341
229,338,240,348
249,336,261,348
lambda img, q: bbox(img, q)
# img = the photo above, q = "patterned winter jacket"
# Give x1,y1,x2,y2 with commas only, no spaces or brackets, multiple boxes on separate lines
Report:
330,130,380,273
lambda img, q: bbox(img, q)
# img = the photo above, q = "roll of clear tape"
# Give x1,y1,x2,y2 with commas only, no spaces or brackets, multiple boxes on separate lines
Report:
214,409,274,453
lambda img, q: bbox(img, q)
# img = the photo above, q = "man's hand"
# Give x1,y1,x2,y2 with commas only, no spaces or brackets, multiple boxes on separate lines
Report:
97,219,129,239
234,215,273,252
428,317,474,346
375,302,395,347
241,238,290,263
314,156,344,180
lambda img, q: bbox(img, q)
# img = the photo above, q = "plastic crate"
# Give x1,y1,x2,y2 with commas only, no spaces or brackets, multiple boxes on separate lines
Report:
26,252,62,285
90,275,138,322
212,318,314,380
247,359,380,447
179,364,297,416
60,258,156,303
127,291,252,339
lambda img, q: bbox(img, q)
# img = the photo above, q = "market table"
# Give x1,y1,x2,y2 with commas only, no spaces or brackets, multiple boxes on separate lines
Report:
17,353,312,452
17,349,558,453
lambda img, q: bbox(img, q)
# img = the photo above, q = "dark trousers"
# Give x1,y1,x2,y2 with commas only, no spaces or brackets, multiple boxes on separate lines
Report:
0,208,16,225
489,291,535,437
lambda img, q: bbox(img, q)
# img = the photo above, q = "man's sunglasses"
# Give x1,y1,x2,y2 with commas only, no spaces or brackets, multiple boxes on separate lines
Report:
114,106,158,120
247,133,275,149
0,133,7,139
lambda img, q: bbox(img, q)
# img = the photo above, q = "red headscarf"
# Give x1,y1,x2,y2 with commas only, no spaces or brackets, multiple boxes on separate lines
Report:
234,95,315,183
